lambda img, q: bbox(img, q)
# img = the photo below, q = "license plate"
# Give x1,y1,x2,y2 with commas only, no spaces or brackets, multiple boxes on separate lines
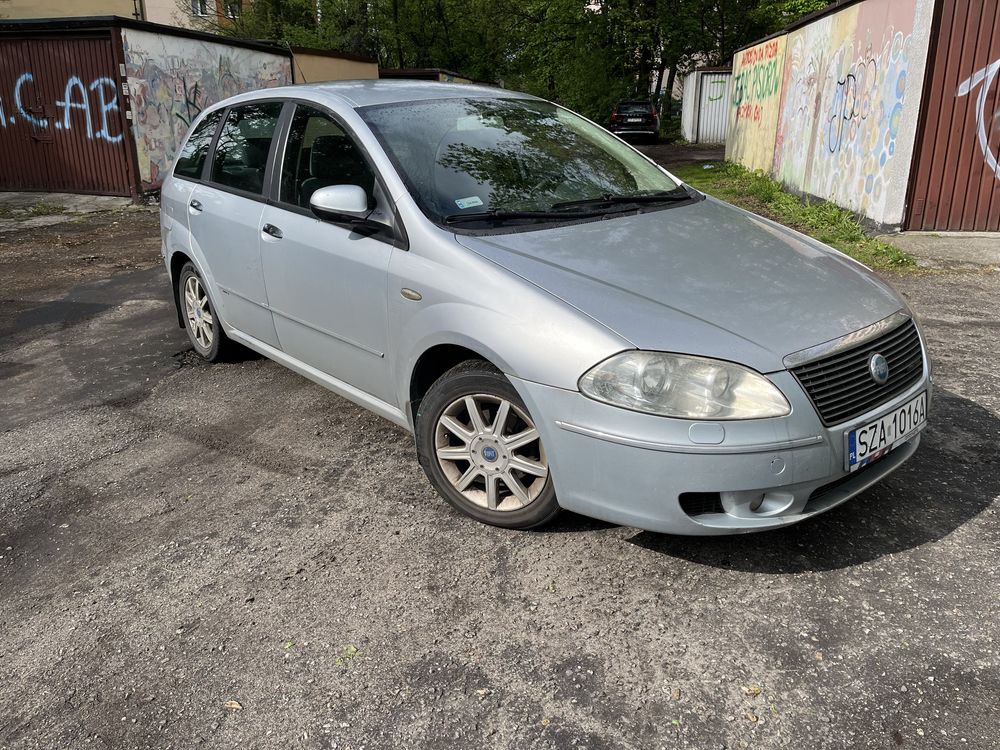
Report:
846,392,926,471
626,117,642,122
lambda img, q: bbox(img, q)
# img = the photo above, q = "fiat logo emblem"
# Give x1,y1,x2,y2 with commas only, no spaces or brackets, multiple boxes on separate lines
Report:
869,353,890,385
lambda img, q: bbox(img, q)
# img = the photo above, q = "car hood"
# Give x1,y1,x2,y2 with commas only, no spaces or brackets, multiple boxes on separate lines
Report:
454,197,905,373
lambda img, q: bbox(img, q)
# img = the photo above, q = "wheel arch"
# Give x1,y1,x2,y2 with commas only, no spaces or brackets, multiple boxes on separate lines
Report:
168,250,193,328
407,342,499,425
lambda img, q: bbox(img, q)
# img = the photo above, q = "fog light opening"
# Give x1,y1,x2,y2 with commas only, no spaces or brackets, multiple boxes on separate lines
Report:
749,494,765,512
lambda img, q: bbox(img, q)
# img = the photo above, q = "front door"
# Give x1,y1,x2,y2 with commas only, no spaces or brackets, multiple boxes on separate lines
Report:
189,101,284,347
260,103,396,404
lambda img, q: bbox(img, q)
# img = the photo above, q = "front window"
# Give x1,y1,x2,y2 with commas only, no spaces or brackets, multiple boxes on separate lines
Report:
279,104,375,209
359,98,685,229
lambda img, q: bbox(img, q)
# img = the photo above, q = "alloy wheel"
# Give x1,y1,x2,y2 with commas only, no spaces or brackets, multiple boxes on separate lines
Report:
183,274,214,350
434,393,549,511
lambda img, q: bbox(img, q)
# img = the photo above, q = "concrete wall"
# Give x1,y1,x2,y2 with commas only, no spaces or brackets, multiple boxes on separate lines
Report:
121,27,291,189
727,36,787,172
727,0,936,228
0,0,136,17
292,51,378,83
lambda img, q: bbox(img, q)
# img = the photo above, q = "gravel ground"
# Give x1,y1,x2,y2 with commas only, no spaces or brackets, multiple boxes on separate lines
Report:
1,190,998,750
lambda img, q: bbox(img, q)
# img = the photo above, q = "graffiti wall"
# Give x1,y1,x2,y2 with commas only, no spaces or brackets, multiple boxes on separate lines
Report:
726,36,787,172
769,0,935,226
122,28,292,188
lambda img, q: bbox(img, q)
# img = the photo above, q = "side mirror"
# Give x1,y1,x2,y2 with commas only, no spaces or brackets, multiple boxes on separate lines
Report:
310,185,370,223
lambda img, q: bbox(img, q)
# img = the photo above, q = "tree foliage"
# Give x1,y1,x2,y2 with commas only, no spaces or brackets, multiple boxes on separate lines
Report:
188,0,831,120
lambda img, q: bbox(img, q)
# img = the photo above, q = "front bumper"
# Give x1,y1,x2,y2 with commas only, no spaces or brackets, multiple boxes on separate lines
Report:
510,365,931,535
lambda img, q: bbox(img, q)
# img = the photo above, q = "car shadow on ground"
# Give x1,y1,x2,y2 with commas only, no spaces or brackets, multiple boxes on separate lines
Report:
551,388,998,571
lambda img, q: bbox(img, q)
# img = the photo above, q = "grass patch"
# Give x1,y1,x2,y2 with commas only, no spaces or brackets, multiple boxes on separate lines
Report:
670,161,916,271
25,202,66,217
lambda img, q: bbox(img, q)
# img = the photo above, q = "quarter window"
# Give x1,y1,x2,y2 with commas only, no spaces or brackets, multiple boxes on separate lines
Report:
173,110,222,180
209,102,283,196
279,105,376,209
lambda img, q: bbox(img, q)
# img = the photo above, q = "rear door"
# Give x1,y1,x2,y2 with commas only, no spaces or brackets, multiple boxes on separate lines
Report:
259,102,398,404
189,100,285,347
161,109,223,273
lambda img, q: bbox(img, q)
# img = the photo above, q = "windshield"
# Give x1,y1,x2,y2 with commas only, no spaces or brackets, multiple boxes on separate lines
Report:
358,98,683,226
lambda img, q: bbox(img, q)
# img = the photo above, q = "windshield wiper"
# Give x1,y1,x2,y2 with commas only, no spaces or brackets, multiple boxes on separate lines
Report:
551,188,691,211
444,209,602,225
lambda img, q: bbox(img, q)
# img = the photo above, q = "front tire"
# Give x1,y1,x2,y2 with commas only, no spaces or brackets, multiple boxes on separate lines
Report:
416,360,560,529
178,262,234,362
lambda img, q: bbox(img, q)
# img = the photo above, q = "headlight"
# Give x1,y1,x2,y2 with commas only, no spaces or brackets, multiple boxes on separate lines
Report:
579,351,790,419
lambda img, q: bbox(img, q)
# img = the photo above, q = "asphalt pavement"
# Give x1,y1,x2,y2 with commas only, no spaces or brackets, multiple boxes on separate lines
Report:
1,199,998,750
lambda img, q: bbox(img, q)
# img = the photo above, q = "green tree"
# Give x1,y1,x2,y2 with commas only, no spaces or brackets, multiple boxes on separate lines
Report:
188,0,832,122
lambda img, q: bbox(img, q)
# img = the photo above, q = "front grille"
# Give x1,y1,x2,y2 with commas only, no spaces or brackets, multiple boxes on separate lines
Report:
791,319,924,427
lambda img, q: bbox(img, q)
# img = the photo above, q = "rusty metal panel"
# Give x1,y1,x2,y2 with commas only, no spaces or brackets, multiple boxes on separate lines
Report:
0,32,132,196
906,0,1000,231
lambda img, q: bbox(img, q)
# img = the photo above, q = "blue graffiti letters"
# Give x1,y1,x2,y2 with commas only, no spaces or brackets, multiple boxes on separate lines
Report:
57,76,94,137
90,77,124,143
14,73,48,128
2,71,123,143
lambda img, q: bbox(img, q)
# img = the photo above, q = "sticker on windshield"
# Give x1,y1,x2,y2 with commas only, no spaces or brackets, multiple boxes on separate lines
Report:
455,196,484,209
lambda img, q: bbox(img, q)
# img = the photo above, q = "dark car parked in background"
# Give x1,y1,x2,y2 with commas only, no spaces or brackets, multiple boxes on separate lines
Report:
609,100,660,142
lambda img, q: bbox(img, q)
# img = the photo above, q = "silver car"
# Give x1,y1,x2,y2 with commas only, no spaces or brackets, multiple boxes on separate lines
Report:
160,81,931,535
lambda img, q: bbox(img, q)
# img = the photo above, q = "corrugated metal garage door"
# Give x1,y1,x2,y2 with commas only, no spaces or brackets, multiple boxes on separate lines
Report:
905,0,1000,231
0,33,133,196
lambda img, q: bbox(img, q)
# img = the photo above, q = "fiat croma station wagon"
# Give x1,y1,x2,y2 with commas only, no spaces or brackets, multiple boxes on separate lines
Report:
160,81,930,534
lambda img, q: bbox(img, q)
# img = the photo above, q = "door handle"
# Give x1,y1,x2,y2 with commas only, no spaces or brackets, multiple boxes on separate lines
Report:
189,199,203,212
262,223,283,239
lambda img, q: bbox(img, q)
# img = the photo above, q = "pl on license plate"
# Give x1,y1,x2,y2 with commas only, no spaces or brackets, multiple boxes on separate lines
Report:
627,117,642,122
846,392,927,472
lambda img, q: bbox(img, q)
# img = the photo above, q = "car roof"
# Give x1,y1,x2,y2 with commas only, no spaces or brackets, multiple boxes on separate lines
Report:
223,79,536,109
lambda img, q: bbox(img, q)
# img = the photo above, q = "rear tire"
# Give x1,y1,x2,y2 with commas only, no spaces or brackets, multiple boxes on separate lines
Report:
178,262,235,362
416,360,560,529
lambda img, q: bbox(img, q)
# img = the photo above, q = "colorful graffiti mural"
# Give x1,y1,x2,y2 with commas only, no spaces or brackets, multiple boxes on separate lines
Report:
122,28,292,188
726,36,787,171
770,0,933,226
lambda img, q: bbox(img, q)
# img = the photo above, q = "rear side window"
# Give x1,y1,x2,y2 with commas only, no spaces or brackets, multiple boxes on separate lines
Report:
209,102,283,196
173,110,223,180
